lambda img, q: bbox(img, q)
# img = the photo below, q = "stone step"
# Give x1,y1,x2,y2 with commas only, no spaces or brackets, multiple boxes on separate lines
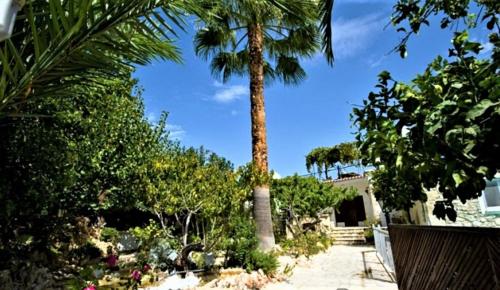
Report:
330,226,368,230
331,234,365,239
333,240,366,245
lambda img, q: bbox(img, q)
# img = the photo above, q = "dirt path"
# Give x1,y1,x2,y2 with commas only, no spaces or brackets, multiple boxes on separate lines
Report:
265,245,397,290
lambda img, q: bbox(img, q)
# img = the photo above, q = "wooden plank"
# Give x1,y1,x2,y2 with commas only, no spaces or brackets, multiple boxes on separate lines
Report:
388,225,500,290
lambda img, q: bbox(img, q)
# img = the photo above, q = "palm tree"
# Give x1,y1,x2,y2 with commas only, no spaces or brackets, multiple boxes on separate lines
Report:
194,0,331,251
0,0,191,117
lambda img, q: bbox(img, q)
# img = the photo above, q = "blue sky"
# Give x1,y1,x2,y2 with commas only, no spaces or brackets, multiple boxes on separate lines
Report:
134,0,492,177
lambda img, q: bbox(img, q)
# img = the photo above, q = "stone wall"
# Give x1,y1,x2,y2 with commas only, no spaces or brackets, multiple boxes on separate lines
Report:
424,189,500,227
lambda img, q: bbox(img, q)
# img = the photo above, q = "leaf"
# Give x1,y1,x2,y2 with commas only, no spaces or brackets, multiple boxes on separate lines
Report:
466,99,497,120
452,172,463,186
396,155,403,168
445,207,457,222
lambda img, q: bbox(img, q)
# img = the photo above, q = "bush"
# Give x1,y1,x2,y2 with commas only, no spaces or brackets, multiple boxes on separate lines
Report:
245,250,279,275
363,218,379,242
129,220,177,250
100,227,120,243
146,238,178,271
280,232,332,258
221,216,258,267
68,241,103,265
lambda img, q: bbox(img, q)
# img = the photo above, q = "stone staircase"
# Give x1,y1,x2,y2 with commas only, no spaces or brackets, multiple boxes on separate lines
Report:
330,227,367,245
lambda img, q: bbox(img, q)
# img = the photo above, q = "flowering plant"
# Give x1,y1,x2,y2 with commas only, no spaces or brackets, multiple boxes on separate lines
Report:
83,282,97,290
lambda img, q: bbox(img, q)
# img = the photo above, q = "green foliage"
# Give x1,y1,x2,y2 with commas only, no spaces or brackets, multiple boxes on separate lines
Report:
272,175,357,225
194,0,324,85
100,227,120,243
68,241,103,265
130,220,178,251
245,250,279,275
280,232,333,258
390,0,499,58
0,76,162,252
362,218,379,240
222,216,258,268
237,162,274,189
353,1,499,220
139,145,248,247
0,0,187,117
305,142,360,179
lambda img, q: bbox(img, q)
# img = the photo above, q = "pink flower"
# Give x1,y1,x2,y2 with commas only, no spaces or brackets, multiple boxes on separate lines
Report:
131,270,142,282
83,283,96,290
105,255,118,268
143,264,151,272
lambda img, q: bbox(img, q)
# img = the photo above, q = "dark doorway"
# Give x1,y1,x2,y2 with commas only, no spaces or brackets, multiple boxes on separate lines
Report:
335,196,366,226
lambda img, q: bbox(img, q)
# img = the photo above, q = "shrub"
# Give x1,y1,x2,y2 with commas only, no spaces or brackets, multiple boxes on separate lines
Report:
245,250,279,275
280,232,332,258
68,241,103,265
221,216,258,267
129,220,177,250
363,218,379,242
147,238,178,271
100,227,120,243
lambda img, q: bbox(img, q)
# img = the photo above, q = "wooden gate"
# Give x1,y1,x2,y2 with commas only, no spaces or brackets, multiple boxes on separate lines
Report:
388,225,500,290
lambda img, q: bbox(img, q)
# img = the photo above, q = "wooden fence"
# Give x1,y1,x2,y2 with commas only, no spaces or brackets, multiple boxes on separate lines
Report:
388,225,500,290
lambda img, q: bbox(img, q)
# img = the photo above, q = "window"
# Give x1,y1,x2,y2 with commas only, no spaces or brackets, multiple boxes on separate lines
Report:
479,177,500,215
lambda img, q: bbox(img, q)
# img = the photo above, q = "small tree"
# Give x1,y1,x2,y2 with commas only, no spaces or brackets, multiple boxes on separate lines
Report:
352,0,499,220
272,175,357,236
194,0,329,251
306,142,360,179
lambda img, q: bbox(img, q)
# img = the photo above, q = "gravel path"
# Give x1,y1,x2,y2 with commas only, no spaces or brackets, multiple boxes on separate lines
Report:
265,245,397,290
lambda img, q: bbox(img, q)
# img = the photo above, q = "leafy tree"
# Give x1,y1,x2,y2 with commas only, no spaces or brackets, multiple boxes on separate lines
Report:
0,0,188,117
353,1,499,220
140,146,248,247
0,76,161,254
272,175,357,236
194,0,329,251
306,142,360,179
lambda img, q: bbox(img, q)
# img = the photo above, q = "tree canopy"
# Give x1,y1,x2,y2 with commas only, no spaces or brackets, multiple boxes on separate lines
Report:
353,0,499,220
305,142,361,179
0,0,188,117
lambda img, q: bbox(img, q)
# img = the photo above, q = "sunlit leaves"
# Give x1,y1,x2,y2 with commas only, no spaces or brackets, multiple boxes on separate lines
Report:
0,0,187,117
354,31,499,220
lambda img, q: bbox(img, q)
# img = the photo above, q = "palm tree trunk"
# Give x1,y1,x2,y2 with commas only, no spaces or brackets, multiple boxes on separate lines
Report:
248,23,275,251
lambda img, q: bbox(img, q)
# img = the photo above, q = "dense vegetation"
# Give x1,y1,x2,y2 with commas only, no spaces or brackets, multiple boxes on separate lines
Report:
305,142,361,180
194,0,333,251
353,0,499,220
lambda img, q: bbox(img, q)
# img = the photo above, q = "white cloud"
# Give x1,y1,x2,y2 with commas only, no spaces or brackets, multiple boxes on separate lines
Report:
166,124,186,140
272,171,282,179
333,14,387,59
213,84,248,103
213,80,224,88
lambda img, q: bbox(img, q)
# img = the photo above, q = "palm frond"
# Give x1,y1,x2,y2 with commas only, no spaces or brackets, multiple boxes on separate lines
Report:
194,26,235,60
266,24,319,59
319,0,334,65
274,56,306,85
0,0,187,117
209,51,248,83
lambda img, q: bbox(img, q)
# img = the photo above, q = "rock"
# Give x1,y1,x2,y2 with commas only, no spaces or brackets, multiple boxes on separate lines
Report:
117,232,140,252
203,252,215,267
143,272,199,290
472,221,482,227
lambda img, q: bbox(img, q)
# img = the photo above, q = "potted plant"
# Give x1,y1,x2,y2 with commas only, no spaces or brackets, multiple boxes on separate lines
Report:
0,0,24,41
